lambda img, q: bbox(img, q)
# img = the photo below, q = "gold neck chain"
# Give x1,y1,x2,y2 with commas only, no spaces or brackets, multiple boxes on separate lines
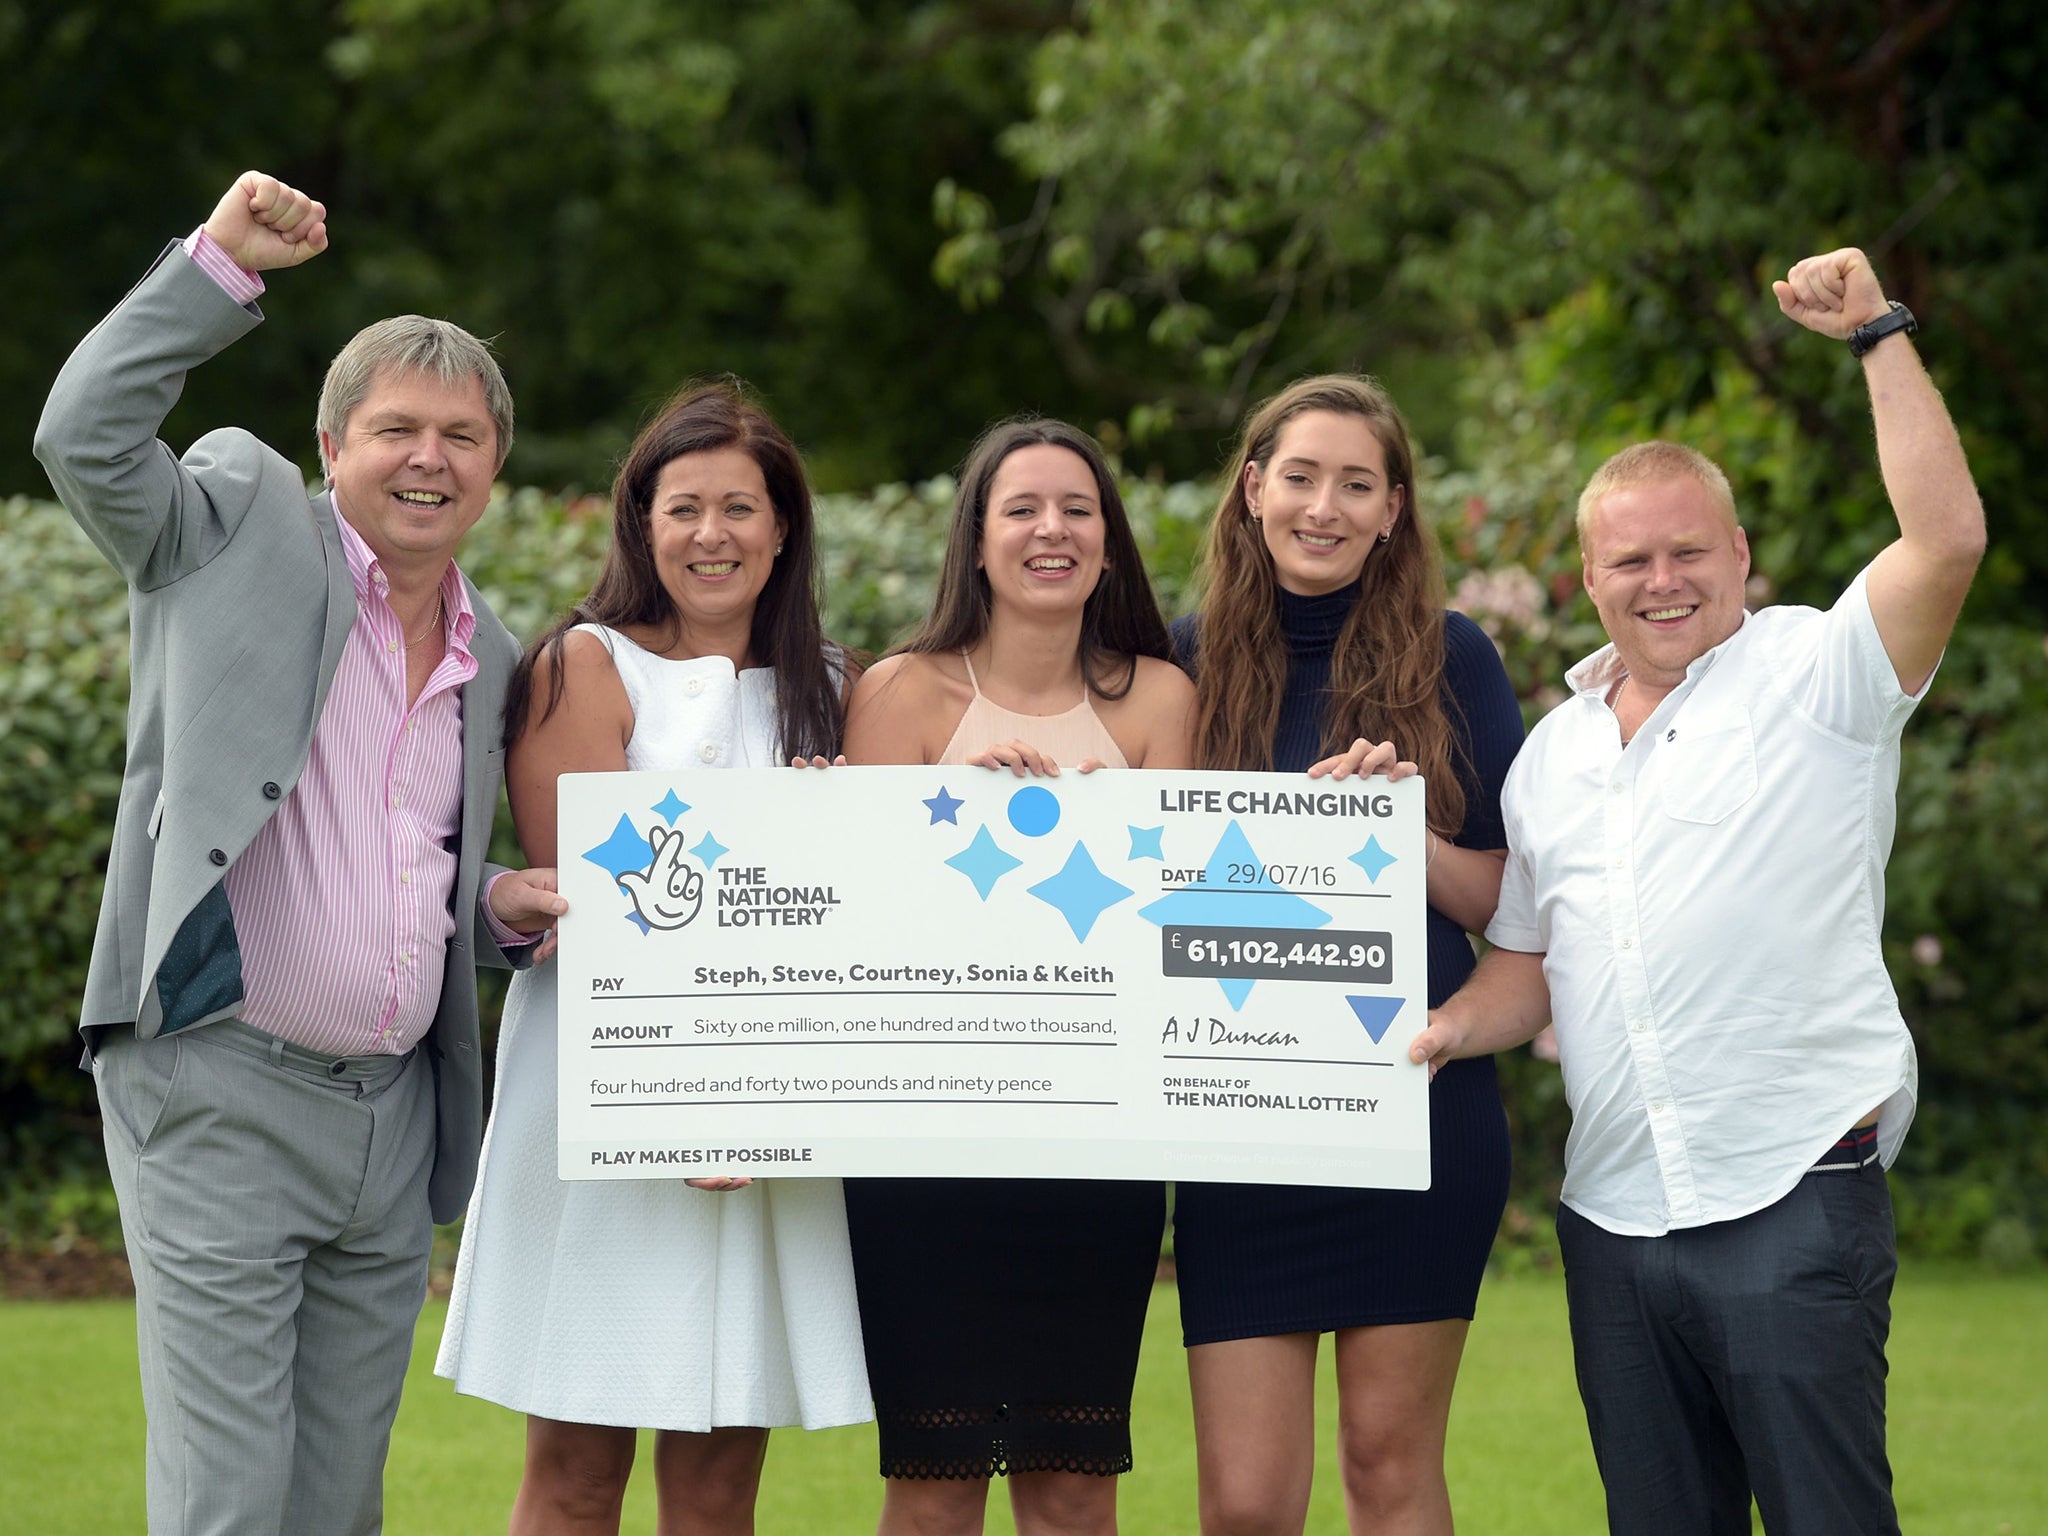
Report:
405,592,446,650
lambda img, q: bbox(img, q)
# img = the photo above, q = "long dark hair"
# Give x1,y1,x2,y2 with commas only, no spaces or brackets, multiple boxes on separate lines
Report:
1191,375,1466,836
899,418,1170,697
504,382,845,759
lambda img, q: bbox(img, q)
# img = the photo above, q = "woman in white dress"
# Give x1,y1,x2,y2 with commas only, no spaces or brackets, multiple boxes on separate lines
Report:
436,384,869,1534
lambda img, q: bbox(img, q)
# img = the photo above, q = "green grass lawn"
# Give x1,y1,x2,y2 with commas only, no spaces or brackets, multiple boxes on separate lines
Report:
3,1269,2041,1532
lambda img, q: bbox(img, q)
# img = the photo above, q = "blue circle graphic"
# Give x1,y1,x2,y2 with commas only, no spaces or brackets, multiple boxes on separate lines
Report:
1007,785,1061,838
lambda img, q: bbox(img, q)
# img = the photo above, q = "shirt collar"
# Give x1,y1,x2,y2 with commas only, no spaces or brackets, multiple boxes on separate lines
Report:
333,506,479,648
1565,609,1754,700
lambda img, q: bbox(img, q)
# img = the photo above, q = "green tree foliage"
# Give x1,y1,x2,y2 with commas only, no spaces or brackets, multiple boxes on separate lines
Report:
944,0,2046,604
0,0,1096,495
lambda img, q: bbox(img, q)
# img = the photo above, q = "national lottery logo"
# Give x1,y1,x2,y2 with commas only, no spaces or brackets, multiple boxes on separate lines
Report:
581,786,839,936
616,826,705,931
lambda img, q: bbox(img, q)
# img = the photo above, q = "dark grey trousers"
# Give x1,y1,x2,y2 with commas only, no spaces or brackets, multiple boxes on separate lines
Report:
1558,1164,1900,1536
95,1018,435,1536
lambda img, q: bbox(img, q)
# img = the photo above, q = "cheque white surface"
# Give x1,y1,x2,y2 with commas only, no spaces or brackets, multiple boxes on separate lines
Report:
558,768,1429,1187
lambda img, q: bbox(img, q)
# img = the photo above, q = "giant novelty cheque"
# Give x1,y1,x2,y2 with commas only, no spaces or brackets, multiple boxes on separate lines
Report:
557,768,1431,1188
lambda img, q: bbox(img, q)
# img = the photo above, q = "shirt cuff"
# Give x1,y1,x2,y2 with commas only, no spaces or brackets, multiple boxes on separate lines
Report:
182,227,265,307
482,870,542,949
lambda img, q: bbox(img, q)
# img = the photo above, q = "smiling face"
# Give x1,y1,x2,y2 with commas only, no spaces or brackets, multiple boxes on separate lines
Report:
1246,409,1405,596
320,367,499,577
977,443,1107,617
1581,475,1751,688
647,446,786,638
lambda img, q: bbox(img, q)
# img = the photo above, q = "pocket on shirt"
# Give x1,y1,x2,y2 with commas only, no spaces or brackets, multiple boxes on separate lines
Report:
1657,709,1759,825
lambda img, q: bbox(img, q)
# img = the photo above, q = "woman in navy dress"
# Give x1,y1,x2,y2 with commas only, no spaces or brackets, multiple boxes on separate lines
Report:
1170,375,1524,1535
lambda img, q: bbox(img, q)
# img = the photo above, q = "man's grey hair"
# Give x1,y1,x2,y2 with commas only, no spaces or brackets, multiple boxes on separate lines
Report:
1576,440,1736,541
315,315,515,475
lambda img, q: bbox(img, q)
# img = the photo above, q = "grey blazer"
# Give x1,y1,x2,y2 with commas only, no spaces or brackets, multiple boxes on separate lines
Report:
34,244,522,1221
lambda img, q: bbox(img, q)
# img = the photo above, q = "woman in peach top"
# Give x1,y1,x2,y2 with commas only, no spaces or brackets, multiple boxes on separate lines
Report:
841,418,1193,1536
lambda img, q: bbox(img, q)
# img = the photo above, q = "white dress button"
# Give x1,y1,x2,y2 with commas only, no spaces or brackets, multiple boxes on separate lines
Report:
700,741,719,762
1629,1019,1646,1033
685,678,706,698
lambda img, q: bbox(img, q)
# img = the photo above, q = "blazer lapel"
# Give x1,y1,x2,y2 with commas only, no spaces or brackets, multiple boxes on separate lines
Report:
311,491,357,710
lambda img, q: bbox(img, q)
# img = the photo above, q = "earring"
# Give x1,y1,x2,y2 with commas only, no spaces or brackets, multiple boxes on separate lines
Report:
775,542,785,555
1378,528,1392,543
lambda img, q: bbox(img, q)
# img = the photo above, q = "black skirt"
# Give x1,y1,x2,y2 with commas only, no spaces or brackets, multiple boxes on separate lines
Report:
1173,1054,1510,1343
844,1175,1166,1478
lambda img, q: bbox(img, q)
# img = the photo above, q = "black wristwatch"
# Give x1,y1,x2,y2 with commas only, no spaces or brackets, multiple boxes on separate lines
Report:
1847,300,1917,359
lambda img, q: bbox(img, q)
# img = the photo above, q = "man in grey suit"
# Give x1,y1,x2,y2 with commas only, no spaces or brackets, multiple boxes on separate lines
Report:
35,171,568,1536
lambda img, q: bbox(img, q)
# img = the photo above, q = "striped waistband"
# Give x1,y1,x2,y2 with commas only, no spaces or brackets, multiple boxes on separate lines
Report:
1810,1123,1880,1172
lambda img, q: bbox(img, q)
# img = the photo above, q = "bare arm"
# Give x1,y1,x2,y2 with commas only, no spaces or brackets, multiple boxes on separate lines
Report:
505,632,635,867
1773,248,1984,694
1425,843,1508,936
1405,945,1551,1076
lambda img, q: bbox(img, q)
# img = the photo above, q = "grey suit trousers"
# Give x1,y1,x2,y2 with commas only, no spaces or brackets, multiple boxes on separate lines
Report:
96,1020,435,1536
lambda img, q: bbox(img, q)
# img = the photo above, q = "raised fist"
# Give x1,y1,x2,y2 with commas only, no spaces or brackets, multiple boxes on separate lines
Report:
1772,248,1890,340
201,172,329,273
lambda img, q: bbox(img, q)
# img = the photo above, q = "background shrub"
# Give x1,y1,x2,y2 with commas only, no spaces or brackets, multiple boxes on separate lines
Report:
6,473,2039,1266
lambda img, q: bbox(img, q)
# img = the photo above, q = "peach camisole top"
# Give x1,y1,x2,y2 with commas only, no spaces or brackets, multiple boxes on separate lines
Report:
935,651,1130,769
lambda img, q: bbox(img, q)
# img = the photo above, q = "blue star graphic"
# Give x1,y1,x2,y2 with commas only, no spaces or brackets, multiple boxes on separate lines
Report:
583,814,653,879
692,831,730,868
651,789,690,826
923,785,965,825
1139,820,1333,1010
1127,825,1166,861
1027,842,1135,942
946,825,1023,900
1348,835,1398,885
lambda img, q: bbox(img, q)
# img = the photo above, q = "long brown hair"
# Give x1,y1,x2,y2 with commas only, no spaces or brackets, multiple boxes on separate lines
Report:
504,382,845,759
1190,375,1466,836
899,418,1171,696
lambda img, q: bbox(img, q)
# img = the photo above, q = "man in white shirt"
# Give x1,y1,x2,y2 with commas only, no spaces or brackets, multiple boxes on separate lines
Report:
1409,247,1983,1535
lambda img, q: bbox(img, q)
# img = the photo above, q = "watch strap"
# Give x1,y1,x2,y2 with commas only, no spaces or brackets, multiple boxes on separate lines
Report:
1848,299,1917,359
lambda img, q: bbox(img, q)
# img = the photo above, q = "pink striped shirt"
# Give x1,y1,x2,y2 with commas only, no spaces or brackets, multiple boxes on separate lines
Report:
223,516,483,1054
186,231,525,1055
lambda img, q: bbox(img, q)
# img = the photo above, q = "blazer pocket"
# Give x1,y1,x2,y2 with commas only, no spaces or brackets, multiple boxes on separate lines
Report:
147,790,166,841
1658,710,1759,825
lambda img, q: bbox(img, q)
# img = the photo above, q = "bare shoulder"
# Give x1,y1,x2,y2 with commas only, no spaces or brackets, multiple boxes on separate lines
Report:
1101,654,1196,768
851,651,966,710
548,625,629,693
1132,653,1197,705
522,626,632,746
845,651,966,764
1100,655,1195,724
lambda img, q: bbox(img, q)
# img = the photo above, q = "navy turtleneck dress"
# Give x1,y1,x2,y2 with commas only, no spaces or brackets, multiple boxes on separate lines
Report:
1168,583,1523,1339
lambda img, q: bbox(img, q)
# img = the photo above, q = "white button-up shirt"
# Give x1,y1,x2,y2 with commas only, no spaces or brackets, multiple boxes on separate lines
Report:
1488,569,1926,1236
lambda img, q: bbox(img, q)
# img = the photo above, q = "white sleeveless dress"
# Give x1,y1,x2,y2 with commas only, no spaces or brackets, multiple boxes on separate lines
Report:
435,626,870,1431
